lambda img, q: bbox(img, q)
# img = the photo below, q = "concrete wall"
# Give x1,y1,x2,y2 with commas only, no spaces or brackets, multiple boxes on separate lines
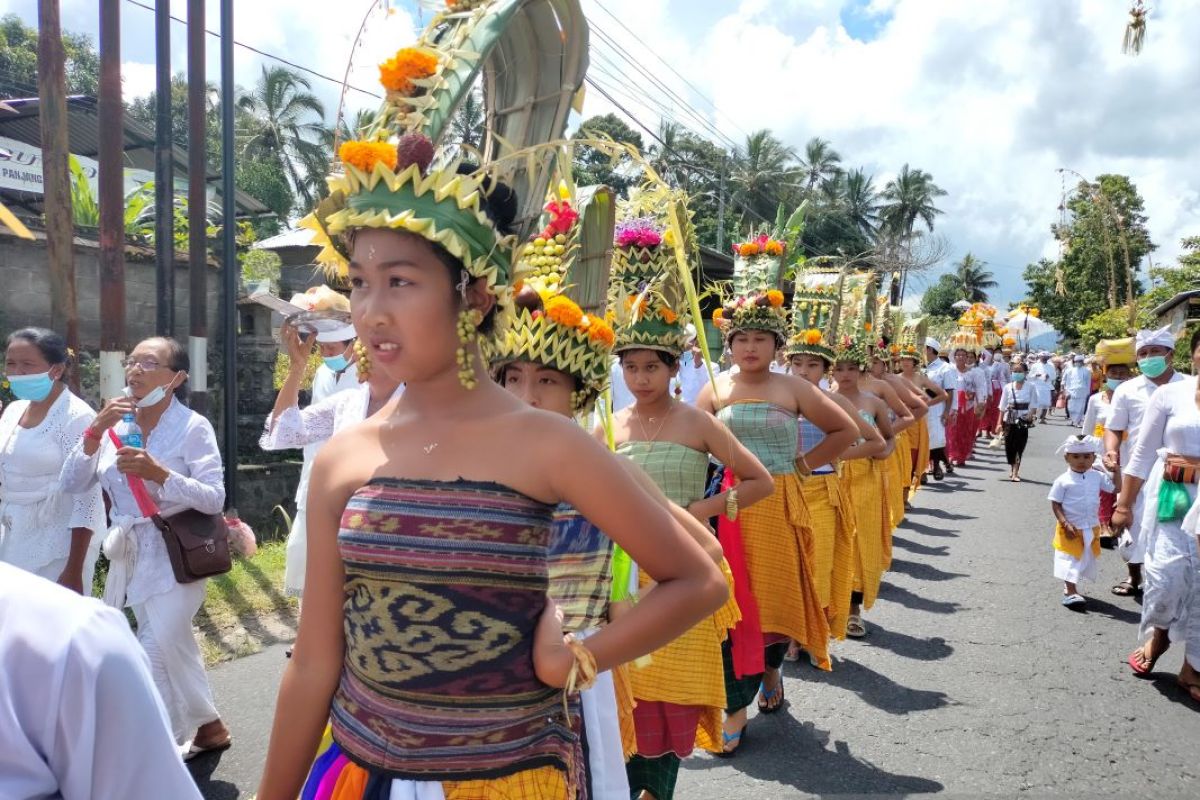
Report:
0,233,222,346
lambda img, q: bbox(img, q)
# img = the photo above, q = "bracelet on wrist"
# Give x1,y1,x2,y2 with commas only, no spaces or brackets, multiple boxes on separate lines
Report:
84,427,102,442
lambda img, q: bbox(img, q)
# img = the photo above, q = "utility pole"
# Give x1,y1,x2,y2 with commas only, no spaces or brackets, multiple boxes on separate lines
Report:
187,0,209,414
37,0,80,373
155,0,175,336
98,0,125,399
716,154,727,253
220,0,239,511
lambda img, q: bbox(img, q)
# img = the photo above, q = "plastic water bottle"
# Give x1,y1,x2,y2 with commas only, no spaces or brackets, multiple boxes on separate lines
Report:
116,413,143,448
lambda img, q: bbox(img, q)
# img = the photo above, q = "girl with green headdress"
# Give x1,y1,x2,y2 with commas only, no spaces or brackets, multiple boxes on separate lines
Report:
256,3,728,798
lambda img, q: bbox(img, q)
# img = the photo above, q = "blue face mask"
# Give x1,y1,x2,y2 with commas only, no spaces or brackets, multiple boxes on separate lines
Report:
1013,372,1026,383
323,355,350,372
1106,378,1125,391
7,371,55,402
1138,356,1170,379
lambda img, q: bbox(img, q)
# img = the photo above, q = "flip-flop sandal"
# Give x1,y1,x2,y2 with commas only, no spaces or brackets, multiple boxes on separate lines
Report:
846,615,867,639
1128,644,1166,676
716,725,748,758
183,737,232,762
783,645,801,662
1112,580,1142,597
756,679,784,714
1061,594,1087,609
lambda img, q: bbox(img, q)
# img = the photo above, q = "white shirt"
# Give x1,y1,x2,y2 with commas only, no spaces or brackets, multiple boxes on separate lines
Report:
989,360,1011,391
279,366,360,508
1062,365,1091,397
1043,362,1059,383
59,398,226,607
1126,376,1200,482
1048,469,1114,529
1083,391,1114,437
261,383,405,456
1029,361,1049,382
677,355,711,406
1108,372,1188,466
0,391,105,573
998,381,1036,419
946,366,988,411
0,563,203,800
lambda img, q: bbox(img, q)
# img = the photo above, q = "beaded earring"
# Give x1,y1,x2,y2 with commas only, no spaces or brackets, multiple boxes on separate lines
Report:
456,309,484,389
354,339,371,382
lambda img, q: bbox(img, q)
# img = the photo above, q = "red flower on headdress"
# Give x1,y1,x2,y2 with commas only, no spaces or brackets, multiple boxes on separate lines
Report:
543,200,579,237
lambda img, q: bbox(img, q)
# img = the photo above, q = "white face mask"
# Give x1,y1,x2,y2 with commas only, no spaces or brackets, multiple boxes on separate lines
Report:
123,381,174,408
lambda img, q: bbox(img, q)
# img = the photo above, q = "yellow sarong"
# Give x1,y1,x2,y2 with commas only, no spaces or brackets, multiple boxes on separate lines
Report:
910,417,930,493
799,471,856,640
843,458,887,610
738,473,832,670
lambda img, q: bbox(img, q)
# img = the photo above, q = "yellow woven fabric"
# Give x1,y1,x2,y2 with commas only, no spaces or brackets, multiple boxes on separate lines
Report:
1053,523,1102,560
886,443,909,531
800,472,856,641
629,559,740,753
611,662,638,759
443,767,567,800
738,473,832,670
844,458,887,610
910,417,930,493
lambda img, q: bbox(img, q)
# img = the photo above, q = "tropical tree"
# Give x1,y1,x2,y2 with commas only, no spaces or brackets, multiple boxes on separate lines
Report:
447,88,484,154
798,136,842,194
571,113,644,196
841,168,880,240
878,164,947,301
0,13,98,96
236,65,330,214
729,129,799,225
919,273,963,318
950,253,997,302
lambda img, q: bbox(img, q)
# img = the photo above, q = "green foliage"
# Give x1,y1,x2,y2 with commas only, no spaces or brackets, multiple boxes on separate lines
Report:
67,156,99,227
572,113,645,196
66,158,157,239
272,350,324,391
0,13,99,97
241,249,282,284
950,253,998,303
1076,307,1144,352
919,273,962,317
126,72,222,173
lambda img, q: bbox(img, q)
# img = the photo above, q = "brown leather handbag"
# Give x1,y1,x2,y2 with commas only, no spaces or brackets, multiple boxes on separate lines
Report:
108,429,232,583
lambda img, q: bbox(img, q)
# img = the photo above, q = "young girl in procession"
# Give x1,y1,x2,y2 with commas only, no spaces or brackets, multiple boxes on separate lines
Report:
1082,341,1134,542
786,304,886,653
867,347,920,525
261,319,402,605
998,356,1037,482
831,332,896,638
255,7,727,797
1049,435,1113,608
698,239,857,741
599,210,773,790
945,335,989,467
0,328,105,592
924,338,954,480
895,339,948,491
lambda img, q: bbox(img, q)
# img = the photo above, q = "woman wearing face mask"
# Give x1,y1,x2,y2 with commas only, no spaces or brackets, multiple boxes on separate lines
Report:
0,328,105,593
60,336,231,758
998,356,1037,482
1083,353,1133,542
260,320,398,603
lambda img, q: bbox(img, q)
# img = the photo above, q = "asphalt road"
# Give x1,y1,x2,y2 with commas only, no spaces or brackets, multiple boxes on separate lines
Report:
193,416,1200,798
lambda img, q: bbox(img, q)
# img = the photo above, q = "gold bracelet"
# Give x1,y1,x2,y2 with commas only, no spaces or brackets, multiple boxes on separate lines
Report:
796,455,813,477
724,487,739,521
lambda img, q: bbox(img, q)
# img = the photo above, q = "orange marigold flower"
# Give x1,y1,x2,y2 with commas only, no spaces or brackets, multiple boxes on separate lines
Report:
864,322,873,332
764,240,785,256
545,295,583,328
737,242,759,257
659,306,679,324
379,48,439,95
339,140,398,173
766,289,784,308
588,319,615,347
713,308,725,323
804,329,822,345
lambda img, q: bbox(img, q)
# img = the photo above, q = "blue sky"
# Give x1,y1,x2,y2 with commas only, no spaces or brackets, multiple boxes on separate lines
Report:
6,0,1200,309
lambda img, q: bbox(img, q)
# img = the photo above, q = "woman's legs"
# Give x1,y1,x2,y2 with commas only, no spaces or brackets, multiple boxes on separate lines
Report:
1005,424,1028,479
135,580,224,745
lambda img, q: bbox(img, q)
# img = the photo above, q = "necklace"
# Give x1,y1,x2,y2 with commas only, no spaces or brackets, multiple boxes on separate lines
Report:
634,401,674,443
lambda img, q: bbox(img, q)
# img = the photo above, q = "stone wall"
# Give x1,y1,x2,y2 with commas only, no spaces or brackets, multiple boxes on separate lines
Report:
236,460,303,543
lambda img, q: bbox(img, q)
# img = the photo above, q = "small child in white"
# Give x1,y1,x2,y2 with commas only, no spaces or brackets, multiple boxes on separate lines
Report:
1048,434,1114,609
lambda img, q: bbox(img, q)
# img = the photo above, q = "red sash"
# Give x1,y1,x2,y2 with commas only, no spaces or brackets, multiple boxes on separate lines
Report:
717,469,764,677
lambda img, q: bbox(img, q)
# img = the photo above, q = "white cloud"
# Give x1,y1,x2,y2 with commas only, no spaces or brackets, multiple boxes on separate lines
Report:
120,61,157,101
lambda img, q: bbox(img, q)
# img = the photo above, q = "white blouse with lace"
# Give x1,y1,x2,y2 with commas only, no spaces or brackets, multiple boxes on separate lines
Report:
59,398,225,607
260,383,402,455
0,390,106,573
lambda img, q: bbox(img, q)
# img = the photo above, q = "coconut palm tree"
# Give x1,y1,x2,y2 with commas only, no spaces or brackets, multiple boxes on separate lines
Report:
236,65,329,212
841,168,880,240
729,129,799,225
950,253,998,302
879,164,947,301
447,87,485,154
799,136,842,194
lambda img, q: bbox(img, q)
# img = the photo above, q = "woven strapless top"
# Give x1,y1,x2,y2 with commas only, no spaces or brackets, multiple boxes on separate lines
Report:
617,440,709,507
548,504,613,633
330,478,577,782
717,401,799,475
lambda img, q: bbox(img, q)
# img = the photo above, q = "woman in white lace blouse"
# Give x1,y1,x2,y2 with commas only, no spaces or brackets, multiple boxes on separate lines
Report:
60,336,231,758
0,328,105,592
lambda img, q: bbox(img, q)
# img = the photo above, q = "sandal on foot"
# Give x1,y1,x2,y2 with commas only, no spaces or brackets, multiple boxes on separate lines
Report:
783,644,801,662
1061,593,1086,609
846,614,867,639
1112,579,1142,597
757,678,784,714
1177,676,1200,704
716,725,748,758
183,736,232,762
1128,642,1168,676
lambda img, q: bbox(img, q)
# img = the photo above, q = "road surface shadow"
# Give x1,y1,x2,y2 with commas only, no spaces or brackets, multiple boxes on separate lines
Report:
891,534,950,557
793,657,953,716
683,715,944,795
188,754,238,800
1078,596,1143,624
878,582,962,615
1149,673,1200,709
857,622,954,662
901,520,960,539
887,557,967,583
906,507,972,521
